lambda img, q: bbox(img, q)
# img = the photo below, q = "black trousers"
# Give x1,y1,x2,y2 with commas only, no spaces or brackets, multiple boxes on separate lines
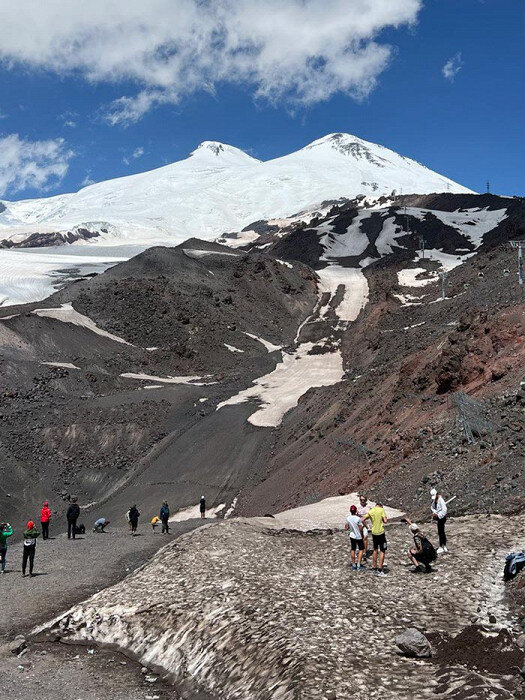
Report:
67,519,77,539
437,516,447,547
22,545,35,575
130,520,138,533
161,518,169,533
41,521,50,540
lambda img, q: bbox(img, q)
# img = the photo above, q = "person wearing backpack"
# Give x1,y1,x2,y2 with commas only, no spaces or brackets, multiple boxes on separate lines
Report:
160,501,170,534
66,497,81,539
0,522,13,574
405,518,436,573
22,520,40,577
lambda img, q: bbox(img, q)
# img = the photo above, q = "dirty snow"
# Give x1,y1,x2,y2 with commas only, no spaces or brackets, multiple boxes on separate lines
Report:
397,267,438,288
120,372,213,386
168,502,226,522
317,265,369,322
224,343,244,353
41,361,80,370
242,332,281,352
216,343,344,427
33,303,133,345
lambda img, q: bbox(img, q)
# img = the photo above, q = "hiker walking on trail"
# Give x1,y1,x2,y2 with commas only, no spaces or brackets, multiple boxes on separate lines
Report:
430,488,448,553
357,494,371,556
366,501,388,577
128,505,140,535
160,501,170,534
66,497,81,540
0,522,13,574
345,505,365,571
93,518,110,533
200,496,206,520
405,518,437,573
40,501,51,540
22,521,40,577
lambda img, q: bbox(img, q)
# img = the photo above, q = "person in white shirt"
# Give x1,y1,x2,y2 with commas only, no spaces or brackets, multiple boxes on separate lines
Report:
357,494,371,556
430,488,448,553
345,505,365,571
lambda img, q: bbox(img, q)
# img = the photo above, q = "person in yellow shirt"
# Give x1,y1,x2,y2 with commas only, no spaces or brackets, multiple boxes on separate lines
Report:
151,515,161,532
366,502,388,577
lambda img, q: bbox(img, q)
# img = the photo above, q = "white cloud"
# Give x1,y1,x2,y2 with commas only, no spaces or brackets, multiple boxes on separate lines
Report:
0,1,422,124
80,173,95,187
442,52,463,82
0,134,74,197
122,146,145,165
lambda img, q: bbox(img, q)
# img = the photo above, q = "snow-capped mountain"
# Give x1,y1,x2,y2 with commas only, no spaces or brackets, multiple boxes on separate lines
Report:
0,134,473,248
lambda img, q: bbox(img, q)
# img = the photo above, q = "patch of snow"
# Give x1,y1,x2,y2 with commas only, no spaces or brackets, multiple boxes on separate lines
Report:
216,343,344,428
397,267,437,288
146,346,159,351
418,249,470,272
403,321,426,330
33,303,133,345
224,343,244,353
168,502,225,523
392,292,425,306
41,361,80,369
183,249,241,259
242,332,281,352
276,259,293,269
223,497,238,519
121,372,213,386
272,494,405,531
317,266,369,322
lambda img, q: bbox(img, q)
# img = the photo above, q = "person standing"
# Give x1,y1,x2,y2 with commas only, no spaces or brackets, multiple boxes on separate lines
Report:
40,501,51,540
430,488,448,553
67,497,81,539
345,505,365,571
199,496,206,520
22,521,40,577
366,501,388,577
160,501,170,534
0,522,13,574
128,505,140,535
357,494,371,556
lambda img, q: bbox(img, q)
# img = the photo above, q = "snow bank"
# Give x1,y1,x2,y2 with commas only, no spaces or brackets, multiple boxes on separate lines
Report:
120,372,213,386
33,303,133,345
317,265,369,322
242,332,281,352
216,343,343,427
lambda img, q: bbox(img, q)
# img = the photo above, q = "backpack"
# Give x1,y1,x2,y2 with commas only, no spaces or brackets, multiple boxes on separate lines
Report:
420,535,437,561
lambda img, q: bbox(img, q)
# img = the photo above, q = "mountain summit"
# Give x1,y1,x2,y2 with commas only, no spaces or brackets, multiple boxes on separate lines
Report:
0,133,474,248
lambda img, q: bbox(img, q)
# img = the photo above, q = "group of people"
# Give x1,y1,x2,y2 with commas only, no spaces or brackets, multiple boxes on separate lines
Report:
0,495,209,577
345,488,449,576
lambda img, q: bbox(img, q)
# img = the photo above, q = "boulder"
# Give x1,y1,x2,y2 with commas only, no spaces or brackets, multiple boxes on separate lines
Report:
395,628,432,658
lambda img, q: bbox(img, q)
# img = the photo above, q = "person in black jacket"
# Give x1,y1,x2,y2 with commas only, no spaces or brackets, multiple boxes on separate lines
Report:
199,496,206,519
128,505,140,535
67,497,81,539
160,501,170,534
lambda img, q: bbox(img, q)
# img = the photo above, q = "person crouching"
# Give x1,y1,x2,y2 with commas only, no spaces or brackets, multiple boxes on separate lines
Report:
405,519,437,573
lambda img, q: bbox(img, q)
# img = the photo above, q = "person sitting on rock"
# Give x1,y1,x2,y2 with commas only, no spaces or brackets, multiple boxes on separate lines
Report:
345,505,365,571
93,517,110,533
405,518,437,573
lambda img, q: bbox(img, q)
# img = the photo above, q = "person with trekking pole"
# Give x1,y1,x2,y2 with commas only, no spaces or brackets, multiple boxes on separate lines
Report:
430,488,448,553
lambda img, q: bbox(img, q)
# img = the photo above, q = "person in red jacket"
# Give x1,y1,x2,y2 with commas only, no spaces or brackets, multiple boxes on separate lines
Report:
40,501,51,540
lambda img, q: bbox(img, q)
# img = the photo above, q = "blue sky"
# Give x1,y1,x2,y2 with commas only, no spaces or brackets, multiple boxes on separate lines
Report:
0,0,523,200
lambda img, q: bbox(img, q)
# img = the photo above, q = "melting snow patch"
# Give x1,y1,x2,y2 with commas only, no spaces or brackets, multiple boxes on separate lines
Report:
169,502,225,522
317,266,369,322
33,304,133,345
121,372,214,386
41,361,80,370
242,332,281,352
184,249,241,259
224,343,244,353
216,343,344,427
403,322,426,331
397,267,437,288
276,259,293,269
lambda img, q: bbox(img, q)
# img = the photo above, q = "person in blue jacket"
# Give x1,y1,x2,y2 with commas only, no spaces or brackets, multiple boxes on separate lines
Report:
160,502,170,534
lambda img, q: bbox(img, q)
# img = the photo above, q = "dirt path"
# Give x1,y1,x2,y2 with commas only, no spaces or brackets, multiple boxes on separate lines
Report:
0,520,205,640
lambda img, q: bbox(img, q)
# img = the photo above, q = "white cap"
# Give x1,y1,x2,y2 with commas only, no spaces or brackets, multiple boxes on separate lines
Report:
430,488,437,498
409,523,419,532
